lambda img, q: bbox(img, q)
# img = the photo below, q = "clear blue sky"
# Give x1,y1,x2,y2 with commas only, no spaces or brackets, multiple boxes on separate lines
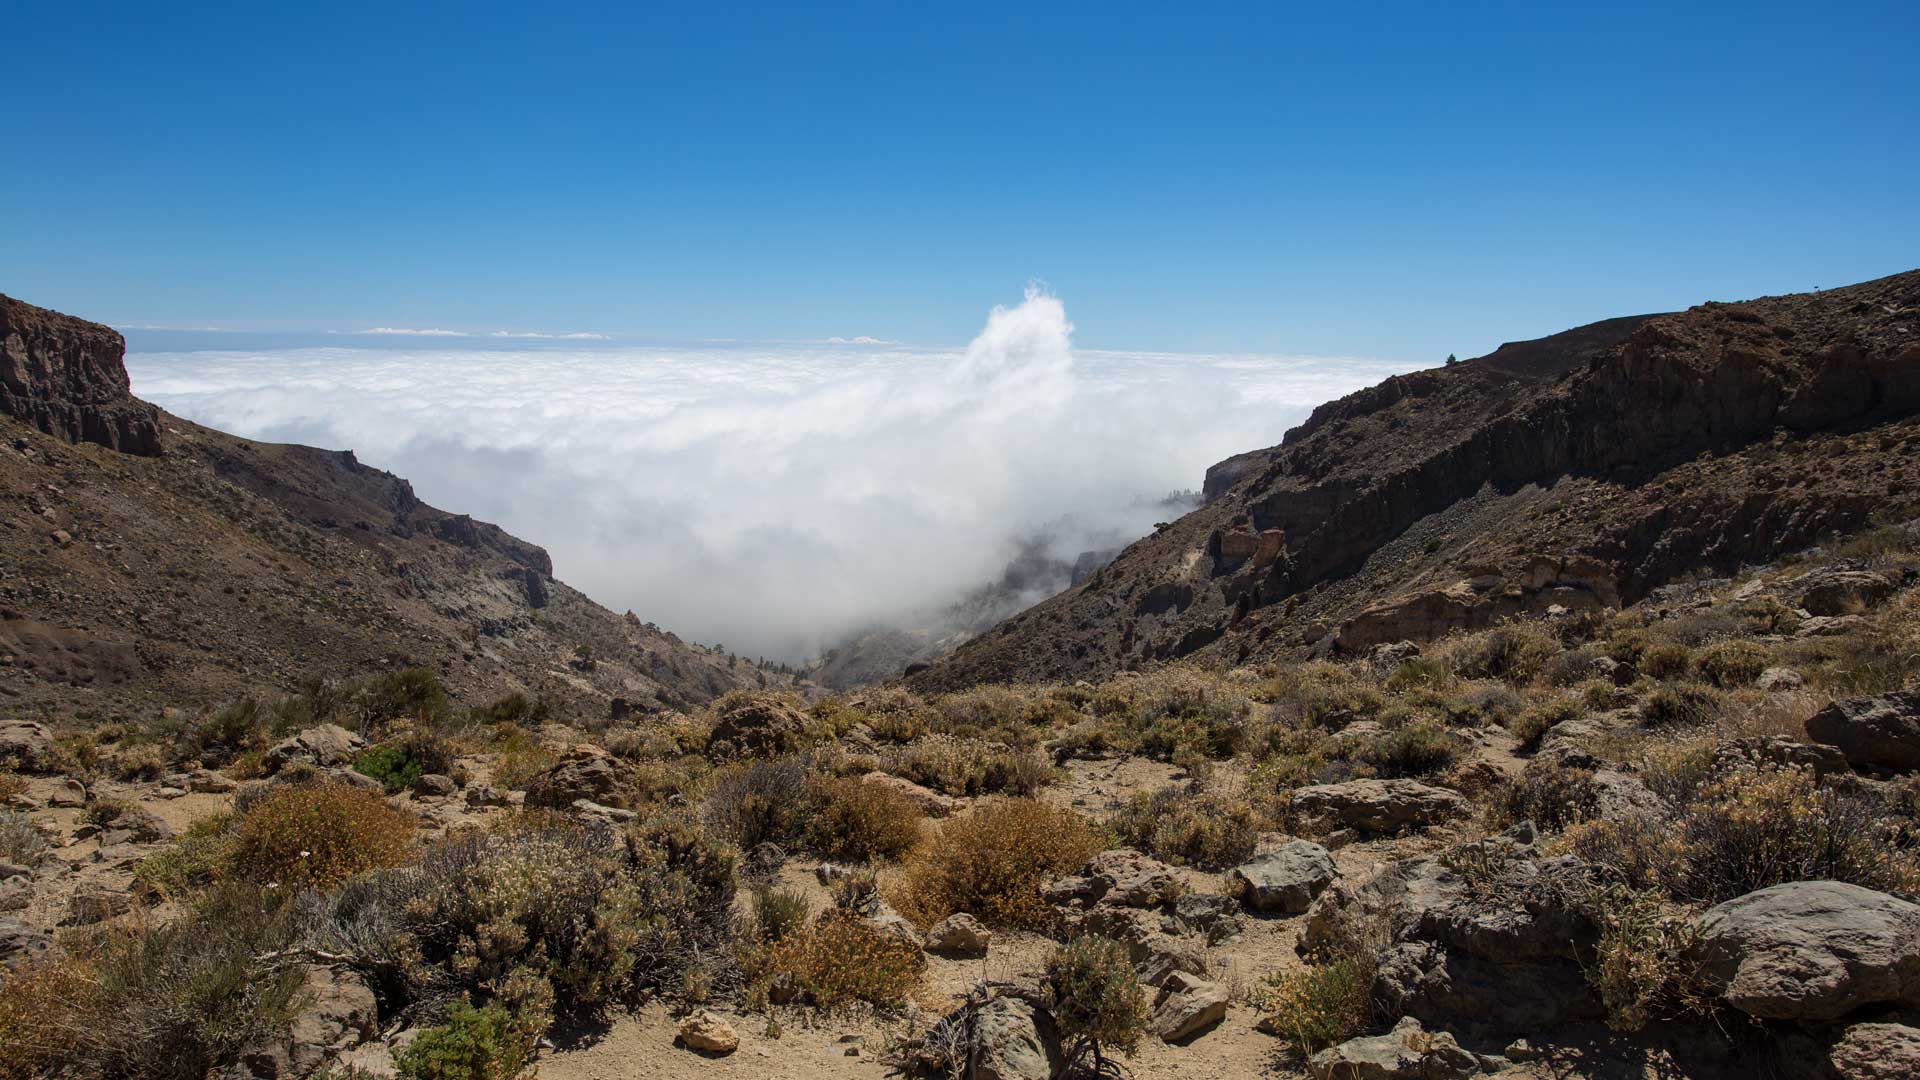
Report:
5,1,1915,361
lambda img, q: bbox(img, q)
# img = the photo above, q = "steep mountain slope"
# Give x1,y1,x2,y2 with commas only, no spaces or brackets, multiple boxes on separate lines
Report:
912,270,1920,689
0,294,792,722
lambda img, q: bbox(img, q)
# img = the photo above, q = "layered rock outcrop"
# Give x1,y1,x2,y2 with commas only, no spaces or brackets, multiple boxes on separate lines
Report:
0,294,160,455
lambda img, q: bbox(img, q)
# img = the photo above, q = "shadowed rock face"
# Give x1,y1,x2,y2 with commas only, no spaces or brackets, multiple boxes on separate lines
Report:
0,294,161,455
912,269,1920,690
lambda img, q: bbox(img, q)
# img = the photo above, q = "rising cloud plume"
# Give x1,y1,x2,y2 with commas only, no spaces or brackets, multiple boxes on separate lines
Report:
128,290,1408,661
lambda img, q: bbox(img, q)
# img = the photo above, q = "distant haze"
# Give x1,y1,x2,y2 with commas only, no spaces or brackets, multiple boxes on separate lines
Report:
128,290,1408,662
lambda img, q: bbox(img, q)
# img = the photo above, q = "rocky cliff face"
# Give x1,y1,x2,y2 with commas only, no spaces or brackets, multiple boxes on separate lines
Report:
912,270,1920,689
0,297,800,720
0,294,161,455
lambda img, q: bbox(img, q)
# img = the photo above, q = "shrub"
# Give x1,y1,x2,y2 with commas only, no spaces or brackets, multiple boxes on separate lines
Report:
2,885,304,1080
1356,718,1459,778
1638,642,1695,682
1640,683,1724,727
1261,662,1387,729
354,730,458,793
751,885,811,943
806,776,925,863
1486,763,1601,832
701,755,813,850
1445,623,1560,684
469,693,549,729
353,667,452,733
1579,883,1712,1032
1693,639,1770,688
1044,936,1147,1068
1541,646,1605,688
1433,682,1525,728
489,734,558,791
179,698,269,765
1509,697,1583,751
228,780,416,891
1109,784,1262,870
394,1001,535,1080
1384,656,1454,694
1563,765,1920,903
755,909,924,1009
883,736,1053,797
0,808,49,862
1256,960,1372,1055
134,813,236,900
894,799,1102,929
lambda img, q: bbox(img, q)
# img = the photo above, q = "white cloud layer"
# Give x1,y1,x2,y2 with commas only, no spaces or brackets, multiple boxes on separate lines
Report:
128,290,1409,661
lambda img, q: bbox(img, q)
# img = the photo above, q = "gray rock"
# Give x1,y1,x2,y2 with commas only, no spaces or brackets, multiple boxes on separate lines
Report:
463,782,508,808
0,720,55,772
411,773,456,797
1168,892,1244,941
1828,1021,1920,1080
48,778,86,807
926,913,991,958
1795,568,1895,616
1695,880,1920,1020
524,746,622,807
0,918,52,970
1806,689,1920,772
966,996,1064,1080
65,883,139,925
264,724,366,774
1229,840,1337,914
1043,848,1184,909
1755,666,1805,692
1146,970,1228,1042
1311,1016,1477,1080
0,875,32,912
1291,780,1468,835
234,964,377,1078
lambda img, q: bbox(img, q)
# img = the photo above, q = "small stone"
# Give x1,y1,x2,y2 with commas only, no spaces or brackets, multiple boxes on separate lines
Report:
677,1010,739,1055
49,779,87,808
412,773,456,797
926,913,992,957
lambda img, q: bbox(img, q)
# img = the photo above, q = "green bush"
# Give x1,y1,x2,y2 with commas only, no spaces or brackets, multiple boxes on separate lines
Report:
1257,960,1372,1054
1509,697,1583,751
895,799,1102,929
1693,640,1770,688
1356,718,1459,778
751,886,811,944
1109,785,1263,870
882,736,1053,797
228,780,416,891
1045,936,1147,1066
353,730,456,793
806,775,925,863
1446,623,1560,684
394,1001,534,1080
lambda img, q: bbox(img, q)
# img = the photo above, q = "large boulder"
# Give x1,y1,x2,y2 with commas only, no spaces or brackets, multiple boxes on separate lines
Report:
965,996,1064,1080
1806,689,1920,773
926,913,991,957
1145,970,1228,1042
1309,1015,1478,1080
705,693,813,759
1291,780,1468,835
523,745,623,808
1828,1022,1920,1080
1304,853,1602,1040
1793,568,1895,617
234,964,377,1078
263,724,367,774
1043,848,1184,909
1228,840,1336,914
0,720,56,772
0,918,52,970
1694,881,1920,1021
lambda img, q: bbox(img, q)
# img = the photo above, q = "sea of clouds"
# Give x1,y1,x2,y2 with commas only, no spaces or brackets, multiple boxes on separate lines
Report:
127,290,1408,662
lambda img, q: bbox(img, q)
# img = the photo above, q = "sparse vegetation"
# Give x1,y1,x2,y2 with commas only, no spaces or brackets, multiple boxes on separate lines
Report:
894,798,1102,929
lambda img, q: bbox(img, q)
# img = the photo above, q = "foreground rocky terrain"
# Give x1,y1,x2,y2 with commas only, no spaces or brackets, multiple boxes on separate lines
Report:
2,277,1919,1080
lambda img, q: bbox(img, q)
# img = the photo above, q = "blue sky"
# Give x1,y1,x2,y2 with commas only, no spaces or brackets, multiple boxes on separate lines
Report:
5,1,1916,361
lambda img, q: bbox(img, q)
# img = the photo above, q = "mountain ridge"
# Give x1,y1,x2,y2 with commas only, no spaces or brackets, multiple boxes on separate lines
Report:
0,292,794,722
910,270,1920,690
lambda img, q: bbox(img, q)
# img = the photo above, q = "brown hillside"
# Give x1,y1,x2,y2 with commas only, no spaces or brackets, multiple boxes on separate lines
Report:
912,270,1920,689
0,293,792,722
